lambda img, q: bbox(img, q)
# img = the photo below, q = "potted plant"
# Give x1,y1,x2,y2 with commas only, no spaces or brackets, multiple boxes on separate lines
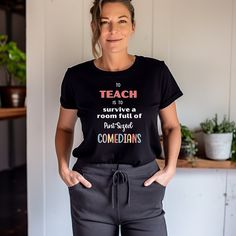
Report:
179,124,198,159
200,114,235,160
0,34,26,107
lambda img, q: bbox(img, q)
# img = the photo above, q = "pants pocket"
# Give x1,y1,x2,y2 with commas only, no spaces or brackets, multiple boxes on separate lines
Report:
68,170,87,191
130,174,165,209
151,180,166,204
68,171,112,222
68,172,92,211
153,180,166,189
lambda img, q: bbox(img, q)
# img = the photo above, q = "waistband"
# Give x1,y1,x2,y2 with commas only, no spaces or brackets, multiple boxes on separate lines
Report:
73,158,161,209
72,158,160,177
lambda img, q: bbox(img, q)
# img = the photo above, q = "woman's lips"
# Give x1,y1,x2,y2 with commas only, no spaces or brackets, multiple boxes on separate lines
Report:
107,39,122,42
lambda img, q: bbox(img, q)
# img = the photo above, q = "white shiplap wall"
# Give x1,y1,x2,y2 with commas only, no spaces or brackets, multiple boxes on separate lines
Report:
27,0,236,236
154,0,234,128
231,0,236,121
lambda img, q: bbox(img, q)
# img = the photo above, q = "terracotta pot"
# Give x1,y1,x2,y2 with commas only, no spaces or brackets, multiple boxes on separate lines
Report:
0,86,26,108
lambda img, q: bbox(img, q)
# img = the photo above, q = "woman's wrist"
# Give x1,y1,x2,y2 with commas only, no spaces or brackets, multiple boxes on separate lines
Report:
58,160,70,173
163,165,176,176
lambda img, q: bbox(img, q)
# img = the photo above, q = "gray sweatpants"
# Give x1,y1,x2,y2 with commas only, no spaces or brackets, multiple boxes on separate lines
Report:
68,159,167,236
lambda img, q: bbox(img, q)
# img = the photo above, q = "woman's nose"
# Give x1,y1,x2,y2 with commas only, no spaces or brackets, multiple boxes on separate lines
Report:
109,22,119,33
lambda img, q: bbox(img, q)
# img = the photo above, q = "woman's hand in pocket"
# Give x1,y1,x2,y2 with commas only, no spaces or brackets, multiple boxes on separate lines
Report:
59,167,92,188
144,167,176,187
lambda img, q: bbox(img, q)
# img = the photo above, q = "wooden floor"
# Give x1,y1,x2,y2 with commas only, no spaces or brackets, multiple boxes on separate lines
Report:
0,165,27,236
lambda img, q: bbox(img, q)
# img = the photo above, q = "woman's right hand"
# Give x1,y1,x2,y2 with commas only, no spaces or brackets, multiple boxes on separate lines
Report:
59,167,92,188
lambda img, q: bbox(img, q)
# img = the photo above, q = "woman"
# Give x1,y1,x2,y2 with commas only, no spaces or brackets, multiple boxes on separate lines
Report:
55,0,183,235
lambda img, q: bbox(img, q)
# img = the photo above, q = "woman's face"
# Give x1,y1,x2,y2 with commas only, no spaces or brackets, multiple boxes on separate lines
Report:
97,2,135,55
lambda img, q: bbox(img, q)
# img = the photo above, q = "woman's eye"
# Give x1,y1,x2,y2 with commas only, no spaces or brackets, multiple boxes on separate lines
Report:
100,21,108,25
119,20,127,24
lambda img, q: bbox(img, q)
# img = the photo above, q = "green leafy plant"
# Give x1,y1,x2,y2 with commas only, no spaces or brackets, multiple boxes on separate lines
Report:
231,128,236,162
181,124,194,142
180,124,198,157
200,114,235,134
0,34,26,86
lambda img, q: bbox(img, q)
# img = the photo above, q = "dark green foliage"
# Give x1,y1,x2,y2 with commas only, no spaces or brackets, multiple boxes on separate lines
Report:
0,34,26,86
180,124,198,157
231,129,236,162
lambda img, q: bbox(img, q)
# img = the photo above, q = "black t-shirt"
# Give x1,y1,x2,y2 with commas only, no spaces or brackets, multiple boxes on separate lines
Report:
60,55,183,166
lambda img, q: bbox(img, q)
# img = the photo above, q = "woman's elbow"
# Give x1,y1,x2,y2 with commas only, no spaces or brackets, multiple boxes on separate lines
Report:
162,123,181,137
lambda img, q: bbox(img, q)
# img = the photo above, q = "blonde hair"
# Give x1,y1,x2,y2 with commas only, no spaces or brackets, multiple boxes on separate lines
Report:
90,0,135,58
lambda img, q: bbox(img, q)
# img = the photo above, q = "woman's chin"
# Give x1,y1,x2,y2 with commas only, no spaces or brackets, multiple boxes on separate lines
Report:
103,46,128,54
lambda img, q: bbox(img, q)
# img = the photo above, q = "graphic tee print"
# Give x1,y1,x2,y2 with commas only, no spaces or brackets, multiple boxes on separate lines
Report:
98,87,141,144
60,55,183,166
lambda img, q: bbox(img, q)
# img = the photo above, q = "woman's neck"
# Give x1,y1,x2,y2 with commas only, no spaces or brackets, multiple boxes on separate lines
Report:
94,53,136,72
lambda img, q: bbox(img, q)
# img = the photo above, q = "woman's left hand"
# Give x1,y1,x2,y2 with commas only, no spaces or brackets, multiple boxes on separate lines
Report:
144,167,176,187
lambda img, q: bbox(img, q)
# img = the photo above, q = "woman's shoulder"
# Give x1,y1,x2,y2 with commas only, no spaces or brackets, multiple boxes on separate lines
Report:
66,59,94,74
138,55,164,65
137,55,165,69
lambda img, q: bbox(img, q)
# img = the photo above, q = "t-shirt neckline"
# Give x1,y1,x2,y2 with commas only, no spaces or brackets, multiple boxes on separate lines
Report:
90,55,139,76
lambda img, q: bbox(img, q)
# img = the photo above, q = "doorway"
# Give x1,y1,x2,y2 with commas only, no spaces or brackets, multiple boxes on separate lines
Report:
0,0,27,235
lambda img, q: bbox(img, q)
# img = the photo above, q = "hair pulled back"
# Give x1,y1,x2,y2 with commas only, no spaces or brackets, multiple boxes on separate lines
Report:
90,0,135,58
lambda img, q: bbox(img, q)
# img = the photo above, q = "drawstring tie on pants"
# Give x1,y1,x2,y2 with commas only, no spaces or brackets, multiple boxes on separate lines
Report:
111,170,130,208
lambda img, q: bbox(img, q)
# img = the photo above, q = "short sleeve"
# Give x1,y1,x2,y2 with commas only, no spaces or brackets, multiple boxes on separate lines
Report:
60,68,77,109
159,61,183,109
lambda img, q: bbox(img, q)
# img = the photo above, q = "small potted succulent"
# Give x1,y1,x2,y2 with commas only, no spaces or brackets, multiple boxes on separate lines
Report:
200,114,235,160
179,124,198,159
0,34,26,107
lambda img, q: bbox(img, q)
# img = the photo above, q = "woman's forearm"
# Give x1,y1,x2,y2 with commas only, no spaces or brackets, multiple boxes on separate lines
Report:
162,125,181,173
55,127,74,171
